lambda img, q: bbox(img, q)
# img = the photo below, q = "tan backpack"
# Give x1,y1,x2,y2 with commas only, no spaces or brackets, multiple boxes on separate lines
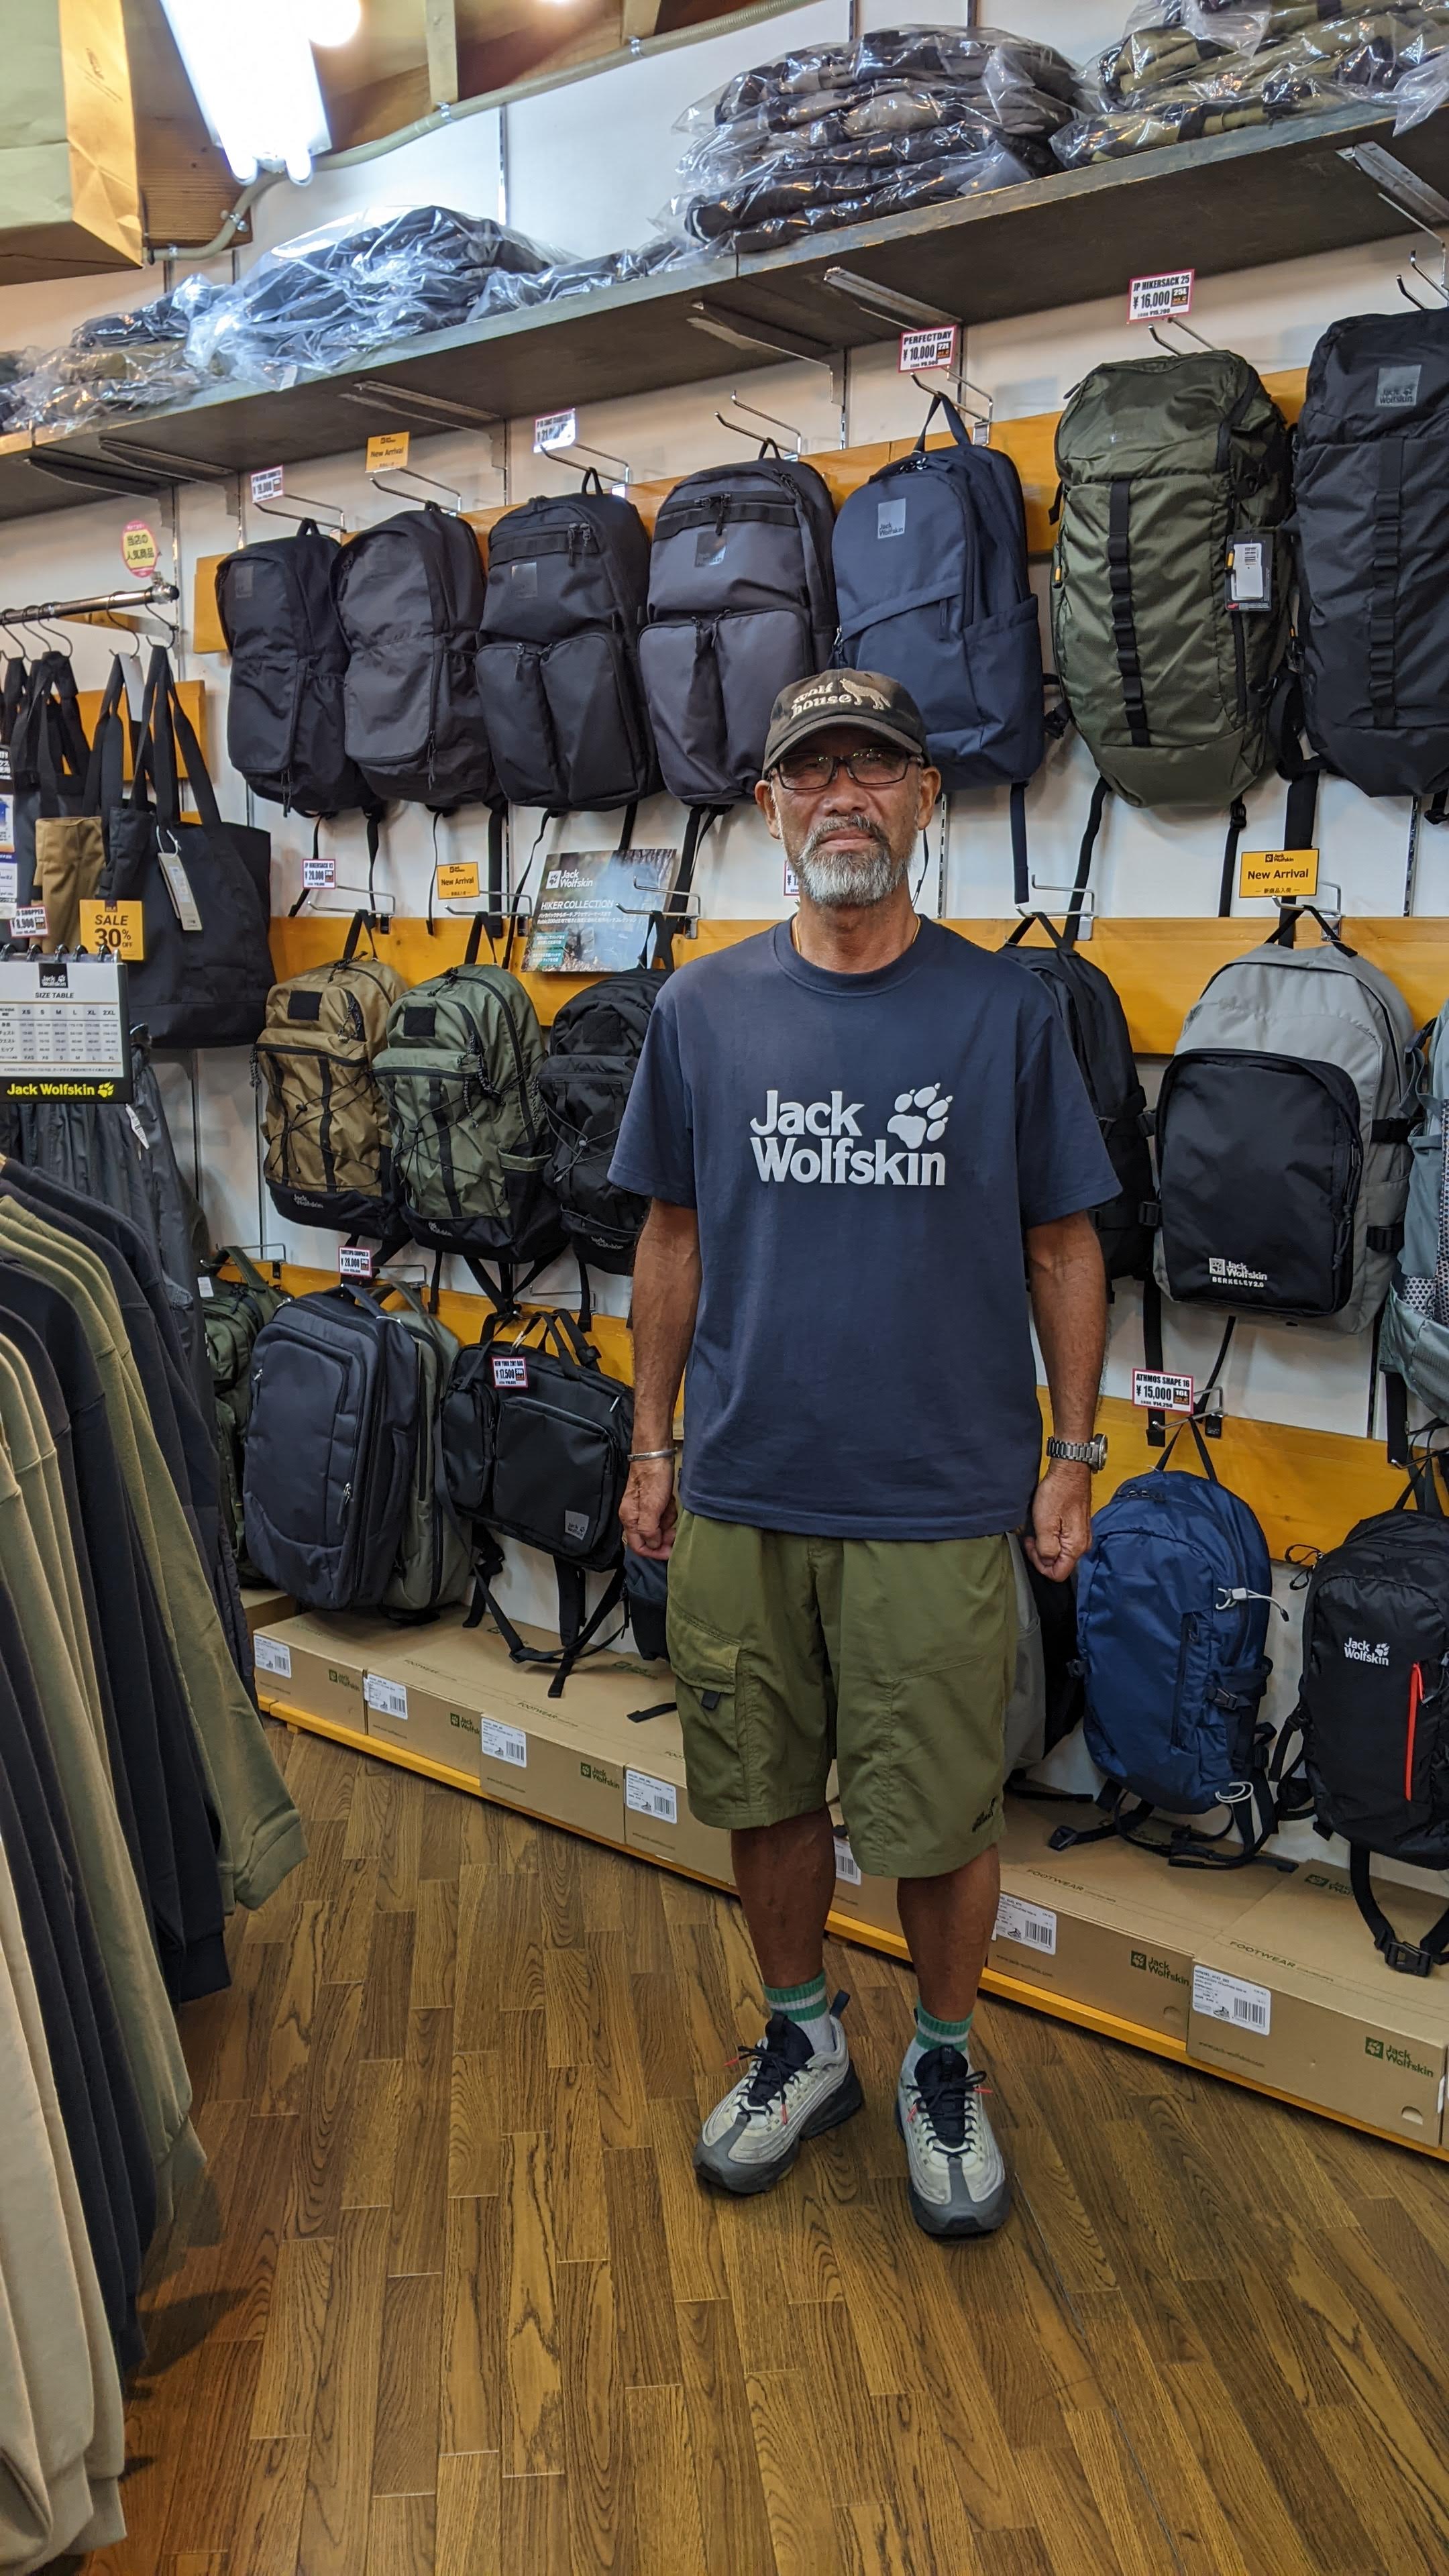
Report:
256,913,407,1245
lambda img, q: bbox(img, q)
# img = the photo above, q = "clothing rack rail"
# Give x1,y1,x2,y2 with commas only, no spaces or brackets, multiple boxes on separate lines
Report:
0,578,179,629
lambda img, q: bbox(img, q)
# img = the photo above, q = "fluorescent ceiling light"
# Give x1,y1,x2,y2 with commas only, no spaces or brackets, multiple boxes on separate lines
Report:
304,0,362,42
160,0,333,186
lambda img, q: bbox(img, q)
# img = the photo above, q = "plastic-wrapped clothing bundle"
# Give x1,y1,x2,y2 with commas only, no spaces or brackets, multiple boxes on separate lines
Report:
1056,1,1449,164
464,233,714,320
668,23,1074,253
185,205,550,387
8,286,220,433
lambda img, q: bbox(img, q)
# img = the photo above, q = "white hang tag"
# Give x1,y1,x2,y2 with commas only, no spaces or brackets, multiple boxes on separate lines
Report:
1228,534,1272,614
302,855,335,890
833,1833,862,1886
157,841,203,932
1132,1368,1195,1415
338,1244,375,1281
125,1105,150,1151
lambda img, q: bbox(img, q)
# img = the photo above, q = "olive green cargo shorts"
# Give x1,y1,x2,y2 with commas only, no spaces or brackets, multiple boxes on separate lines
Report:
665,1510,1016,1881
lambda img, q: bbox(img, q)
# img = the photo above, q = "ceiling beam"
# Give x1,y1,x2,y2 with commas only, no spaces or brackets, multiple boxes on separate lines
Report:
425,0,460,104
621,0,664,34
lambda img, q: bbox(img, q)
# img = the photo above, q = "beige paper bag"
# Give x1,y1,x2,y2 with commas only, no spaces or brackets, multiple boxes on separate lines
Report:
0,0,141,284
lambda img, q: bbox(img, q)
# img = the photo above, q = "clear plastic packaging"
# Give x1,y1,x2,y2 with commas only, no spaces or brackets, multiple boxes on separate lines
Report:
6,286,221,433
464,233,716,320
1059,3,1449,166
669,25,1071,253
185,204,551,388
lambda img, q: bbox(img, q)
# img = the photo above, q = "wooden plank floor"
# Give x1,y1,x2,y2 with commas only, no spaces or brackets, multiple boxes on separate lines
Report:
64,1721,1449,2576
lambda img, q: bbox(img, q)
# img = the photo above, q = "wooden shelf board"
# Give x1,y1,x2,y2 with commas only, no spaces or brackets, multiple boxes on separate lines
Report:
268,911,1449,1063
0,100,1440,530
262,1688,1449,2161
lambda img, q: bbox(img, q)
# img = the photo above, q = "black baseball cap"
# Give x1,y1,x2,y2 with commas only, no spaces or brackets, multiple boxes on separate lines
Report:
761,669,929,775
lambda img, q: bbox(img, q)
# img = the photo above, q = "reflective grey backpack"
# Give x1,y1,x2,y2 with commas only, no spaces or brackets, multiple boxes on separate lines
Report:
639,452,837,807
1382,996,1449,1456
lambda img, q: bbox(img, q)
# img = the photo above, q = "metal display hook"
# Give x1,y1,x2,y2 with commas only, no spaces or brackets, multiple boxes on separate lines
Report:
1149,318,1218,355
368,464,462,512
1017,882,1097,940
911,368,991,433
547,439,633,488
253,490,347,532
301,883,398,920
715,390,803,457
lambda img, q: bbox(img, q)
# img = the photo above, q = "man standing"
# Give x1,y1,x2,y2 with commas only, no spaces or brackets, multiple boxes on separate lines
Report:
611,672,1115,2240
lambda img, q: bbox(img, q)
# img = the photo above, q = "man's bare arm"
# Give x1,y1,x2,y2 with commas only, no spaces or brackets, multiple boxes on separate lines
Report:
620,1199,701,1558
1024,1209,1107,1582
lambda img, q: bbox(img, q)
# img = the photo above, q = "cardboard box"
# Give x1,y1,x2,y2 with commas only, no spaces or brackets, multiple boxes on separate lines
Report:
826,1808,900,1940
392,1617,635,1840
251,1611,407,1733
984,1800,1281,2040
1188,1864,1449,2143
240,1584,294,1636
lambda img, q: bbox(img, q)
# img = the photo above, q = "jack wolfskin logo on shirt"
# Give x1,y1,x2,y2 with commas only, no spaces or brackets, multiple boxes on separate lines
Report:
1344,1637,1390,1665
749,1086,951,1187
1208,1254,1269,1289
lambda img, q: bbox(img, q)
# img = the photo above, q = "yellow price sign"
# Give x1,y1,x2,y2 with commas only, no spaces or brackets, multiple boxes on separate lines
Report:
1238,847,1319,902
437,860,480,902
366,430,411,473
80,898,144,961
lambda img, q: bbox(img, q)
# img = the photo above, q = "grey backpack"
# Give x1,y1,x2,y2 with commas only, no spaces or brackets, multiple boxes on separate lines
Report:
374,1281,470,1619
1381,997,1449,1456
639,453,837,808
1149,910,1418,1340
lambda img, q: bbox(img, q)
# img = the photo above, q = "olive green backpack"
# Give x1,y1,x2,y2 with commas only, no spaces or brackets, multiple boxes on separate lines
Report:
203,1248,286,1580
1051,350,1291,907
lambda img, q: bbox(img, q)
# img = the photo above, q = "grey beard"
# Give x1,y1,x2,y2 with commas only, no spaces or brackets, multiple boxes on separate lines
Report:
792,815,909,910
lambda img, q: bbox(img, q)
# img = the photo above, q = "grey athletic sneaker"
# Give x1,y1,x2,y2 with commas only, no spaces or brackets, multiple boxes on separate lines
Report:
694,1994,863,2196
896,2044,1011,2238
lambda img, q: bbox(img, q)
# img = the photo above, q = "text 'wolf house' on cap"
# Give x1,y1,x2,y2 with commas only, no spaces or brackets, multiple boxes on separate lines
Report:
761,672,930,774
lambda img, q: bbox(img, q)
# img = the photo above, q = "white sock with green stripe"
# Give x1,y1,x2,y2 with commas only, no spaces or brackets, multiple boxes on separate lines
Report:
763,1975,839,2057
902,2001,973,2086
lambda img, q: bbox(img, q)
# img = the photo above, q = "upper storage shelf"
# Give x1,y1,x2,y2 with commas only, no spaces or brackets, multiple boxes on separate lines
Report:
3,97,1446,527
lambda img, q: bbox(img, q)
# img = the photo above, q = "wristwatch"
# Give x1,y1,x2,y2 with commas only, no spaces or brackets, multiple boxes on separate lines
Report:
1046,1434,1108,1472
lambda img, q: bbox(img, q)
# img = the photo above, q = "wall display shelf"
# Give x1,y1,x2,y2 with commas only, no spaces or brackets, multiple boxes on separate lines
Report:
266,911,1449,1061
257,1690,1449,2165
4,99,1446,530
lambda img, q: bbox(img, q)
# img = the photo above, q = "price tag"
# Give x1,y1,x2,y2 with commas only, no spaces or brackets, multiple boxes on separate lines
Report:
254,1633,292,1679
0,747,11,783
784,859,799,899
1239,847,1319,902
533,408,578,454
79,898,144,961
1128,268,1194,324
250,466,285,503
301,855,335,890
626,1768,678,1824
437,860,480,902
833,1833,862,1886
0,862,14,904
480,1717,527,1768
491,1352,528,1390
898,323,959,374
9,905,46,940
1132,1367,1195,1415
1192,1964,1271,2033
994,1892,1057,1955
0,798,13,858
366,431,410,472
338,1244,375,1281
157,847,203,932
364,1671,409,1721
121,519,160,578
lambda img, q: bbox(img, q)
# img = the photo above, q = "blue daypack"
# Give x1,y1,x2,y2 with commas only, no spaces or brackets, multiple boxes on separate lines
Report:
831,390,1044,886
1060,1423,1279,1868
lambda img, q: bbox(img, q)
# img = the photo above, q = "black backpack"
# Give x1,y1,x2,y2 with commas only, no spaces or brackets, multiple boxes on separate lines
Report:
1294,310,1449,802
333,504,496,810
476,478,657,814
833,393,1044,816
536,965,665,1275
639,451,837,806
1000,915,1152,1283
242,1285,421,1612
442,1308,633,1694
1277,1457,1449,1975
215,520,380,824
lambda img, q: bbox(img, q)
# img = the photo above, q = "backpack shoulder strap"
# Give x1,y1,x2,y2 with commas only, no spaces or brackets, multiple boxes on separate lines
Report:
1348,1843,1449,1976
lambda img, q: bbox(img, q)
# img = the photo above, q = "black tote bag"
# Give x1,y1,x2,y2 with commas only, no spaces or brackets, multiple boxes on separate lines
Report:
103,647,273,1048
9,651,91,904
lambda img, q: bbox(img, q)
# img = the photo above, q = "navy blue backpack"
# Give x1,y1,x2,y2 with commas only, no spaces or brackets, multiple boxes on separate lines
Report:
831,390,1044,887
1059,1421,1279,1868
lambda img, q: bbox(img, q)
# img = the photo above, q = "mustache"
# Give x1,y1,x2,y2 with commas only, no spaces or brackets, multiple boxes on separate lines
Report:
797,810,892,862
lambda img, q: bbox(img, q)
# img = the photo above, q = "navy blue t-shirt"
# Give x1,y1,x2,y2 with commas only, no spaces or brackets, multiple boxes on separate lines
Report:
610,919,1118,1540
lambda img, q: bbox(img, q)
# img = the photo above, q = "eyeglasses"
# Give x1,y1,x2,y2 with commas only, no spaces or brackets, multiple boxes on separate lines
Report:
771,746,917,794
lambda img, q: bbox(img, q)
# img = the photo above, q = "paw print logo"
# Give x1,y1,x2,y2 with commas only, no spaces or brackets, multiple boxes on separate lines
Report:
887,1084,952,1150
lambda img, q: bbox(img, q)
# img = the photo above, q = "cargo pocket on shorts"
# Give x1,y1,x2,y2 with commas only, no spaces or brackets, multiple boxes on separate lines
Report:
665,1607,745,1823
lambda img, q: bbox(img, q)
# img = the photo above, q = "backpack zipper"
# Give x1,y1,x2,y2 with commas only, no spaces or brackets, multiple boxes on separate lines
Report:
1407,1660,1425,1801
